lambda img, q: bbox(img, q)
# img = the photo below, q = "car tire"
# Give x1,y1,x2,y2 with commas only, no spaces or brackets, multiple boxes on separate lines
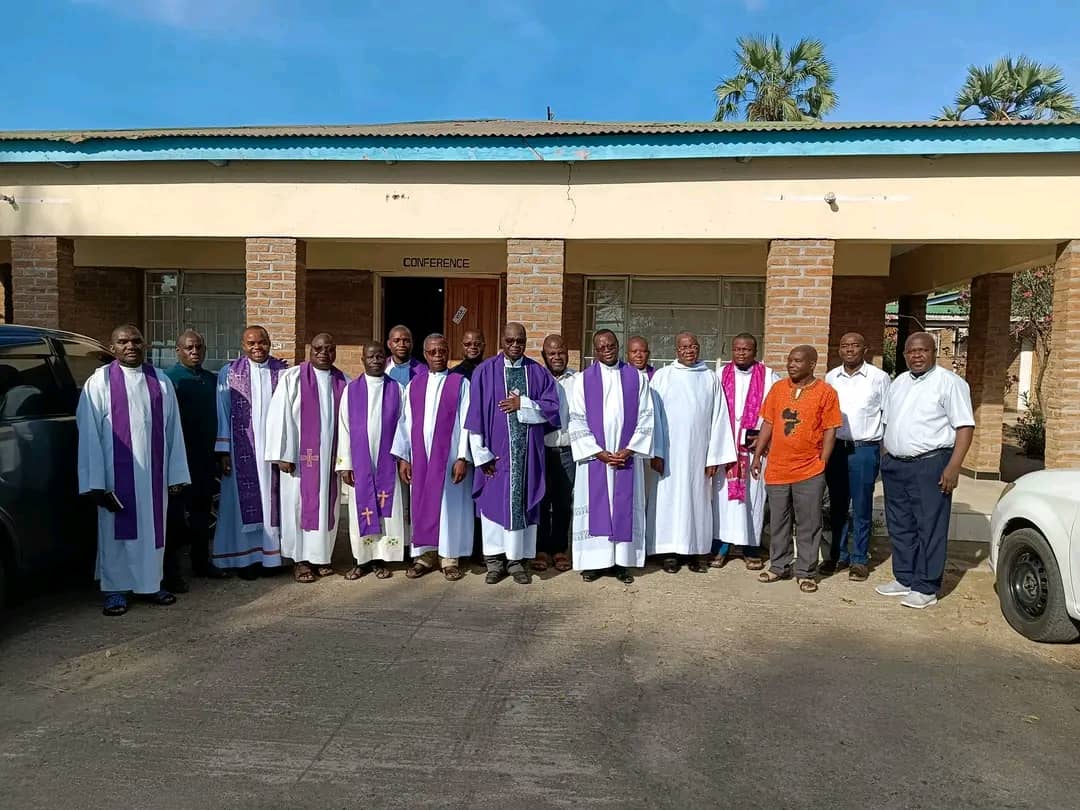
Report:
997,528,1079,643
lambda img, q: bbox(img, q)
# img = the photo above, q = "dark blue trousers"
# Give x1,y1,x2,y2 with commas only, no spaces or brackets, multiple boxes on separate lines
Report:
880,450,952,596
538,446,575,556
825,442,880,566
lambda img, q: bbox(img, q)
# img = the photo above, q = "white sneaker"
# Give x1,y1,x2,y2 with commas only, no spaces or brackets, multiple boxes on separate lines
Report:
900,592,938,609
874,580,911,597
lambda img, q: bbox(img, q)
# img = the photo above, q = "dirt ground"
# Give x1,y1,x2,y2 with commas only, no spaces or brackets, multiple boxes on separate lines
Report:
1,542,1079,809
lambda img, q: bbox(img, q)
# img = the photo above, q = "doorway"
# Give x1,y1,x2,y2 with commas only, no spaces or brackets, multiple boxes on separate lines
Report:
383,277,444,362
381,276,502,365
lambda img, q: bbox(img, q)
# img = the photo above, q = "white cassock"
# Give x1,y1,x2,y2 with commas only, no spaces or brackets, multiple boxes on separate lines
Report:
266,365,350,566
469,358,552,562
640,369,665,508
335,376,408,563
77,365,190,594
569,362,654,570
391,370,474,560
712,362,781,547
212,358,281,570
647,361,737,556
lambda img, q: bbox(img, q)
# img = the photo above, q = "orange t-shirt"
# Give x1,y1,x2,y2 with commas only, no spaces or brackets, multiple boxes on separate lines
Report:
760,378,843,485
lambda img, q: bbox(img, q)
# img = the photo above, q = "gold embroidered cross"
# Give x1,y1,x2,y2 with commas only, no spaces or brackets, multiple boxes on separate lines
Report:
360,507,374,526
377,490,390,509
301,448,320,468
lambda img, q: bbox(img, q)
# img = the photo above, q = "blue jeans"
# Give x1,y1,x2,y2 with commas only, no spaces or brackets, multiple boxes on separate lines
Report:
825,442,880,566
711,539,762,559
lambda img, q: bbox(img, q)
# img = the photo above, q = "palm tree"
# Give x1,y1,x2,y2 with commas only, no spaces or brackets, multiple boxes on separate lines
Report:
936,55,1078,120
714,35,837,122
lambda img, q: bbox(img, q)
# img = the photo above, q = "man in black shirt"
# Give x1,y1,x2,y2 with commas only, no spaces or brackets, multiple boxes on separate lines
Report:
450,329,486,380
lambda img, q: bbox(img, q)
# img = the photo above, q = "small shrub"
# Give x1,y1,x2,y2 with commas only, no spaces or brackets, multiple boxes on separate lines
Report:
1015,393,1046,458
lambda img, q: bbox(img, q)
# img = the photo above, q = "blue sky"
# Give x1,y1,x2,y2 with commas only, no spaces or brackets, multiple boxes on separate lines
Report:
5,0,1080,129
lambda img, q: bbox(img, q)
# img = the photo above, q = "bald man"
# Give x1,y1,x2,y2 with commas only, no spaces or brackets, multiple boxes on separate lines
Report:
266,333,350,583
536,333,577,572
164,329,226,590
750,345,842,594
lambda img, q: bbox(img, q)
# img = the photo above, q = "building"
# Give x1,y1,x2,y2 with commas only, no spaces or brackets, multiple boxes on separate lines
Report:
2,119,1080,477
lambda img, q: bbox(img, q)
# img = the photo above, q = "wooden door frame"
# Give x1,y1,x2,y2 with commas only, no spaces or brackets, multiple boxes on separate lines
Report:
372,271,503,345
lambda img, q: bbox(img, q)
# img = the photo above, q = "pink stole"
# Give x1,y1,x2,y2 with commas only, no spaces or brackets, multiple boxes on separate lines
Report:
721,362,765,502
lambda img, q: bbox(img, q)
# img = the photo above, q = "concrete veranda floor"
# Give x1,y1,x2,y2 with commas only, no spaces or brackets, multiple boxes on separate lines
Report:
1,545,1079,810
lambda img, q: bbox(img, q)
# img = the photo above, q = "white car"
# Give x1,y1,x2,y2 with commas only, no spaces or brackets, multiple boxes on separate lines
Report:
990,470,1080,642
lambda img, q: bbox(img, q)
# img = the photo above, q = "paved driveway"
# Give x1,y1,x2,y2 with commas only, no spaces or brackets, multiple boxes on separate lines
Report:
1,552,1079,809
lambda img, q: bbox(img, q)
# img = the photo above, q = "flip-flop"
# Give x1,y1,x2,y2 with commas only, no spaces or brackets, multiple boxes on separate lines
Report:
138,589,177,606
373,565,392,579
343,565,366,581
102,592,128,616
315,566,335,577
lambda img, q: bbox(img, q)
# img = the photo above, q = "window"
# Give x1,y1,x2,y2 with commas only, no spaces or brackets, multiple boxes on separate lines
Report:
583,277,766,368
58,339,113,389
0,342,65,420
146,271,245,371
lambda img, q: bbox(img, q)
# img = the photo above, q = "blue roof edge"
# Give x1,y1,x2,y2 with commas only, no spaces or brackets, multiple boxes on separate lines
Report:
2,126,1080,163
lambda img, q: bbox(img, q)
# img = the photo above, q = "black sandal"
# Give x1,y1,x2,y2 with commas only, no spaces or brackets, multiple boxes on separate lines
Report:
662,557,681,574
687,559,710,574
614,567,634,584
581,570,602,582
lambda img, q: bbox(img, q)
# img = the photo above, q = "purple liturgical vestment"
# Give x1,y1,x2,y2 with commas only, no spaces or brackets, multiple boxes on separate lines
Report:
582,361,641,543
464,354,560,529
298,362,347,531
228,356,287,528
109,361,165,548
347,375,402,531
406,370,464,546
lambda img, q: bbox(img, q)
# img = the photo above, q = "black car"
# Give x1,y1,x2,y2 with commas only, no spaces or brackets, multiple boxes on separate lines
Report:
0,325,114,603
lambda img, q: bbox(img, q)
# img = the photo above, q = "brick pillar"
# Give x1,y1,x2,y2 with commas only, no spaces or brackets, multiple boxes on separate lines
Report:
827,276,888,369
1045,241,1080,468
11,237,75,329
245,237,307,365
762,239,834,371
894,294,928,374
506,239,564,357
963,273,1012,478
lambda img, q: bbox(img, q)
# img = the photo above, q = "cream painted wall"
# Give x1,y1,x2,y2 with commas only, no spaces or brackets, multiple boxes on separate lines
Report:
3,154,1080,242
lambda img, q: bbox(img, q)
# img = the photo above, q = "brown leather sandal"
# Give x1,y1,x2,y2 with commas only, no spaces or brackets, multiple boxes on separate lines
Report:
405,562,430,579
553,553,572,572
294,563,316,583
443,565,464,581
758,569,792,583
798,578,819,593
532,552,551,572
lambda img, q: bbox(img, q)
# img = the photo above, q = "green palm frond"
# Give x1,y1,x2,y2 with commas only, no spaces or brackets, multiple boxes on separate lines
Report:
941,54,1079,120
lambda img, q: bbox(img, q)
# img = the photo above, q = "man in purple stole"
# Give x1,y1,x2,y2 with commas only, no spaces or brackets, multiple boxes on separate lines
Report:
466,323,560,585
336,342,408,579
711,333,780,570
568,330,654,584
266,333,349,583
391,334,474,581
211,326,288,580
77,324,190,616
386,324,424,386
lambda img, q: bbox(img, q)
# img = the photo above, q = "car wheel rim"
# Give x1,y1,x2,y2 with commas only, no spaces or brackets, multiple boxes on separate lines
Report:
1010,547,1049,619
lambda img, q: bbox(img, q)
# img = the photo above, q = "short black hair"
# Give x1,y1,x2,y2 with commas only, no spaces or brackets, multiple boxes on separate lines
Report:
732,333,758,351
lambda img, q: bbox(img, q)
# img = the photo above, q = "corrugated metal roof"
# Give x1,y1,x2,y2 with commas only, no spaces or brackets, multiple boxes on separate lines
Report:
0,118,1070,143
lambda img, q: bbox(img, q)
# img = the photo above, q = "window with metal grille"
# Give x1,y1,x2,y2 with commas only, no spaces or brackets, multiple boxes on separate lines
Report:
583,277,765,369
145,272,245,371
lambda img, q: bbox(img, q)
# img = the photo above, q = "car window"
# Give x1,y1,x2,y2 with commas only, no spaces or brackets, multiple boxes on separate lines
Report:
0,343,66,420
58,339,114,389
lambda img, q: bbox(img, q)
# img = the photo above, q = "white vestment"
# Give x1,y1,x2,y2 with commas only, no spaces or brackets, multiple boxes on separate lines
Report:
647,362,737,556
266,366,350,565
212,358,282,569
640,368,664,509
469,356,550,561
712,363,781,547
569,362,654,570
391,371,474,560
335,376,408,564
77,365,190,593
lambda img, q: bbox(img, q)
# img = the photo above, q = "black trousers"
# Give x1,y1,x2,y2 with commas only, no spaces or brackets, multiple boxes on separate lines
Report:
537,446,575,556
880,449,952,596
164,488,214,580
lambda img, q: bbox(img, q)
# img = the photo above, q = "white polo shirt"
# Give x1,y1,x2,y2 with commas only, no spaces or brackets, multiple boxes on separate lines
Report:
825,362,891,442
883,365,975,458
544,369,577,449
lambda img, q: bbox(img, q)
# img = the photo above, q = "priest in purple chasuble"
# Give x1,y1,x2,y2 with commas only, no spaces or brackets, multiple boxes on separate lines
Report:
711,333,780,569
77,324,190,616
211,325,288,578
266,333,349,584
568,330,653,584
390,334,474,581
646,332,737,573
465,323,560,586
336,342,408,580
